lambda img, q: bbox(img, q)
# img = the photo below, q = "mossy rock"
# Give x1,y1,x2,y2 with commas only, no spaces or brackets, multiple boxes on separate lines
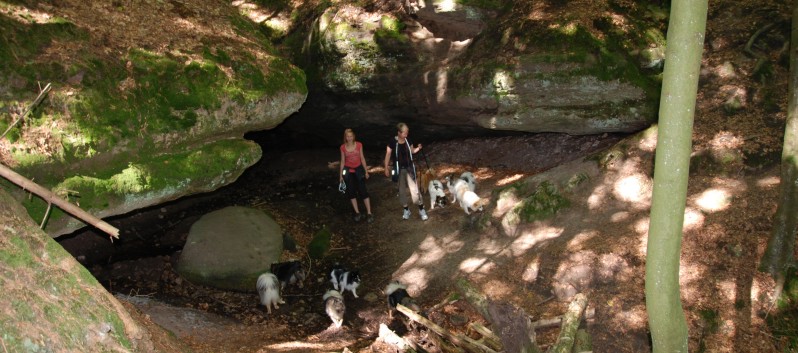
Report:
0,188,187,352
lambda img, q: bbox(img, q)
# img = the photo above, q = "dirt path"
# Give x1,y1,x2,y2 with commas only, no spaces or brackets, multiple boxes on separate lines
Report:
82,134,632,352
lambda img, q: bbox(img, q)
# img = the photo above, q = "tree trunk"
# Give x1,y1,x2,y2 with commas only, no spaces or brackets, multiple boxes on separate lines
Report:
645,0,707,351
759,0,798,278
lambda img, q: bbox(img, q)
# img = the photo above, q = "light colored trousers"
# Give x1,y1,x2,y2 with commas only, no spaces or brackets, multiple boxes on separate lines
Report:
398,169,423,207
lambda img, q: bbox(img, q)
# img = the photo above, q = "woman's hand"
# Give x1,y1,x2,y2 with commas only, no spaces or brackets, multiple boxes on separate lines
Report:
365,171,370,180
384,167,390,177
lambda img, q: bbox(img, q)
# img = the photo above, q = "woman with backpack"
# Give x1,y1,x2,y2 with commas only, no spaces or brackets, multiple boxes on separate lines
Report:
383,123,428,221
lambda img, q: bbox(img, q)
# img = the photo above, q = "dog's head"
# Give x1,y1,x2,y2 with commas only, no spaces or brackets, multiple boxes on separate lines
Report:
348,270,361,283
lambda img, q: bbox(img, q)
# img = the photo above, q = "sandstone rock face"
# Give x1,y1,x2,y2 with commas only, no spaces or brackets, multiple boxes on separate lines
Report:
0,1,308,236
177,206,283,292
286,2,659,146
0,188,182,352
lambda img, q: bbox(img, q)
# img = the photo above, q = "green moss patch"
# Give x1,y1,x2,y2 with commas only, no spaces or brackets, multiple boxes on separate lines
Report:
17,139,261,225
308,226,332,259
512,181,570,223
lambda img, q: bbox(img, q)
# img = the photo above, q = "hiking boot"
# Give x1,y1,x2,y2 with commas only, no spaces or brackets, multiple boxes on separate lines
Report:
367,214,374,223
354,213,362,222
419,209,428,221
402,209,411,220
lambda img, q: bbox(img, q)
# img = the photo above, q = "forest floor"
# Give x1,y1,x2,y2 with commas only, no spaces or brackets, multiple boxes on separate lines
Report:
55,0,795,352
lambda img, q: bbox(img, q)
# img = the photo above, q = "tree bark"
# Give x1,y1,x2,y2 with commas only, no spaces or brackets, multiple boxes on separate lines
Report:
759,0,798,279
0,163,119,238
548,293,588,353
645,0,707,351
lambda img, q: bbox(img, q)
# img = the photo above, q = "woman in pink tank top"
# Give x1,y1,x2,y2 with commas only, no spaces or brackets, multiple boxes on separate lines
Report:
339,129,373,223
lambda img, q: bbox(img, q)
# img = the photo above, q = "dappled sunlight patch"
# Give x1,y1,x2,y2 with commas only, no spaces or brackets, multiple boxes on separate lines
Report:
610,211,630,222
606,303,648,331
552,251,597,300
505,226,563,257
683,207,705,231
496,173,525,186
756,175,780,188
566,230,599,252
613,173,652,207
679,262,709,303
635,219,649,257
693,188,732,213
262,340,356,352
396,267,430,293
458,257,496,276
402,231,465,266
588,184,609,210
483,279,513,300
522,258,540,283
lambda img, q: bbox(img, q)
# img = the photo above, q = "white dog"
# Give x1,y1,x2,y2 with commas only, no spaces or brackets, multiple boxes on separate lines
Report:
428,179,447,210
449,177,488,215
256,273,285,314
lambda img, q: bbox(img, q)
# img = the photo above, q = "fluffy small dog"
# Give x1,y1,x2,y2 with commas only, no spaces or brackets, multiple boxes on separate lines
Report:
448,177,489,215
271,260,306,290
330,264,361,298
323,289,346,328
418,169,436,194
384,281,421,321
460,171,476,192
428,179,447,210
256,272,285,314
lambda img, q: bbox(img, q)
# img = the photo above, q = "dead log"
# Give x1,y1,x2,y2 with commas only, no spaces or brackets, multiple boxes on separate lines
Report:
530,307,595,329
396,304,498,353
0,163,119,238
548,293,588,353
378,323,418,352
469,322,503,351
456,278,542,353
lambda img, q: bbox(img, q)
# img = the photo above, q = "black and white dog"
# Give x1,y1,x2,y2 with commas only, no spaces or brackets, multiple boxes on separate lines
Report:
460,171,476,192
271,260,306,290
428,179,447,210
330,264,361,298
323,289,346,328
256,272,285,314
384,281,421,319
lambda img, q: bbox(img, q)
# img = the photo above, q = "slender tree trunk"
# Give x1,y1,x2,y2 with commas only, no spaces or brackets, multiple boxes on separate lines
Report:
645,0,708,351
759,0,798,278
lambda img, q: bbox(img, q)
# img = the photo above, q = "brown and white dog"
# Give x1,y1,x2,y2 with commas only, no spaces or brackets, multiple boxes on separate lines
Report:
446,175,488,215
418,169,435,194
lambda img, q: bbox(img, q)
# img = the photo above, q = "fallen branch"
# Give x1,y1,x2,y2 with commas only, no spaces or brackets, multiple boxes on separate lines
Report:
378,323,418,352
549,293,588,353
0,163,119,239
744,22,778,58
456,278,541,353
469,322,503,352
1,83,51,139
530,307,596,329
396,304,498,353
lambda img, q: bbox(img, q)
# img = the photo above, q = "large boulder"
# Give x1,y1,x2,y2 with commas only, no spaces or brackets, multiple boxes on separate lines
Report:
0,1,307,236
176,206,283,292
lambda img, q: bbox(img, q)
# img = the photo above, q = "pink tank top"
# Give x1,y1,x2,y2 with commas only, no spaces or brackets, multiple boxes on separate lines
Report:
341,142,362,169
